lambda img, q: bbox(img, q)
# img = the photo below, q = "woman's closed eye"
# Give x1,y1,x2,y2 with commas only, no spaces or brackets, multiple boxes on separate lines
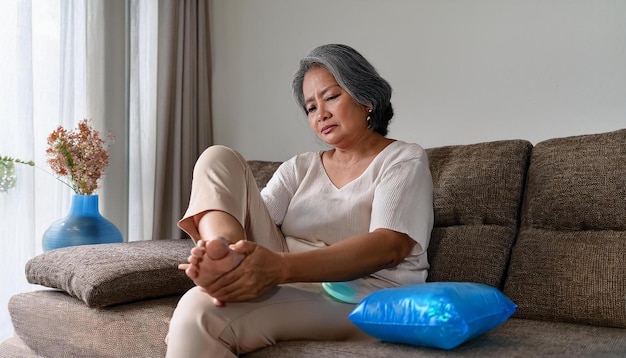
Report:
306,93,340,114
325,94,339,102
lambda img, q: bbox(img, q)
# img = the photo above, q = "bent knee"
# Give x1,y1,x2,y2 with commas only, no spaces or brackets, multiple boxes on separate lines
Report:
167,287,235,355
169,287,223,332
197,145,243,164
195,145,247,175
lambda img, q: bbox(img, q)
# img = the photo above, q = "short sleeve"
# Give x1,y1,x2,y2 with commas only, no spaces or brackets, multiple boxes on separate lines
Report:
261,158,298,226
370,156,434,254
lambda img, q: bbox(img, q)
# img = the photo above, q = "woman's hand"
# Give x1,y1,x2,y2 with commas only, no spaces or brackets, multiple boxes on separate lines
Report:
197,229,415,305
202,241,286,303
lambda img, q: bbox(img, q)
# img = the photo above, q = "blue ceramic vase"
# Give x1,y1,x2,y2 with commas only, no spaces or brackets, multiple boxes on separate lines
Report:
42,194,123,251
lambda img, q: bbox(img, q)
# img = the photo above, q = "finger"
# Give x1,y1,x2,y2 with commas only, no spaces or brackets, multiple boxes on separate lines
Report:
230,240,256,254
209,274,252,302
205,275,238,296
214,286,256,303
202,273,237,299
178,263,190,271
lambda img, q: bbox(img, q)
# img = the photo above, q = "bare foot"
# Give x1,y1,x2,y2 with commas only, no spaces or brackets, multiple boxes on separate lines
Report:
190,237,245,289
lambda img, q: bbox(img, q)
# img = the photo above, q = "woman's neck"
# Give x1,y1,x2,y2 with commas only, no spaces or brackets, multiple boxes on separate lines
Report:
328,135,395,166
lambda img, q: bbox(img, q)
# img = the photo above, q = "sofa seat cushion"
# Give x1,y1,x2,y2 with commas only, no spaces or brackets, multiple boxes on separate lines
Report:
244,318,626,357
25,239,195,307
8,290,179,358
425,140,532,288
0,336,45,358
505,129,626,327
7,291,626,358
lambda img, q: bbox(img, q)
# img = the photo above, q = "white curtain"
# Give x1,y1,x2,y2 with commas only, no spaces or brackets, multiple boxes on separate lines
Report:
129,0,158,243
0,0,158,341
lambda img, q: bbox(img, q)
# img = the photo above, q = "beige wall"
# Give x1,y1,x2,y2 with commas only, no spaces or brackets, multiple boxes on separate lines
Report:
210,0,626,161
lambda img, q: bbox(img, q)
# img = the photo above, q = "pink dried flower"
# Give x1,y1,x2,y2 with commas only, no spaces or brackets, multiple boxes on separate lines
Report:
46,119,114,195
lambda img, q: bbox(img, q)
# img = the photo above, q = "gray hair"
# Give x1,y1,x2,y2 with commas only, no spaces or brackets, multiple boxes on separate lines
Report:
291,44,394,136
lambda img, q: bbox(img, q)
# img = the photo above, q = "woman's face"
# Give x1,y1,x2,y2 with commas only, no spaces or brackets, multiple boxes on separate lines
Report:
302,66,370,147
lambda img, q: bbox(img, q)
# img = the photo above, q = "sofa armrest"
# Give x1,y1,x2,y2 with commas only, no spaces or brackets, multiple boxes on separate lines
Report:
26,239,195,307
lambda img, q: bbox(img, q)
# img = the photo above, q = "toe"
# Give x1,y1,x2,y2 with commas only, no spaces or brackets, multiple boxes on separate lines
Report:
206,238,232,260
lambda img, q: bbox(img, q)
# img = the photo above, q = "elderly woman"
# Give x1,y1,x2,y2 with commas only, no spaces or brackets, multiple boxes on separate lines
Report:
166,44,434,357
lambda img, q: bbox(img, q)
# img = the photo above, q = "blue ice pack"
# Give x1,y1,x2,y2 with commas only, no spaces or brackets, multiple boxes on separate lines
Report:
348,282,517,350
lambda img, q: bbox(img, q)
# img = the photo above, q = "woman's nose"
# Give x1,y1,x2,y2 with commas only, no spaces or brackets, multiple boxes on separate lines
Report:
316,104,330,121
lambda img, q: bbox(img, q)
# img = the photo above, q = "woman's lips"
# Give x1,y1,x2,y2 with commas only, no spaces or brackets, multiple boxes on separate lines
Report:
321,125,336,134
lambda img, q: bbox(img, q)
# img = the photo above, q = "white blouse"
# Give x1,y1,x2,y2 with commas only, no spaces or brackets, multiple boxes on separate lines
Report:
261,140,434,294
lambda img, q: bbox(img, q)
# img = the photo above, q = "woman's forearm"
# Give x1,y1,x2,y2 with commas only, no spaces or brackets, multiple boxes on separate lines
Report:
279,229,416,284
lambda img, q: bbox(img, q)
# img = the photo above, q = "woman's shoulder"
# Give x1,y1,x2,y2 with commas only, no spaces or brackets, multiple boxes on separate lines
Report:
275,151,322,175
283,151,321,166
383,140,428,162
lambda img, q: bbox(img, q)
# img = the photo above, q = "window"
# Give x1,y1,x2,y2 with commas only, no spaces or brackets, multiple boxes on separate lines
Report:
0,0,158,341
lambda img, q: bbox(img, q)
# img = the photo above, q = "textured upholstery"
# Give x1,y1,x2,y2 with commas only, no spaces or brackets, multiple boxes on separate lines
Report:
4,317,626,358
504,129,626,327
25,239,195,307
425,140,532,288
247,160,282,188
7,290,178,358
245,318,626,357
3,133,625,358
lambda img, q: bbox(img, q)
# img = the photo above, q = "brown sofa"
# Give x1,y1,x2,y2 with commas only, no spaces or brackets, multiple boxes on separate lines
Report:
2,129,625,357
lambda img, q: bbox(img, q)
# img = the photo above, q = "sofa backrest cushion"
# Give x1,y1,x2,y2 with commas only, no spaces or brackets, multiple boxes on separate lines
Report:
248,160,282,189
504,128,626,328
425,140,532,288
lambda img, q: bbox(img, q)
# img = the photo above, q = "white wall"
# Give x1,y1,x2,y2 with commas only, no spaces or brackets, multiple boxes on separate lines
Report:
210,0,626,161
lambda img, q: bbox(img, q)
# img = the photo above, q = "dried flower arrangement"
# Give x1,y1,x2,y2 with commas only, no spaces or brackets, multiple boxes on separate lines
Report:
46,119,114,195
0,119,113,195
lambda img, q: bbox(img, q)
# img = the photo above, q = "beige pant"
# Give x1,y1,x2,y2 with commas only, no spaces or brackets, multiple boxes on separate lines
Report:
166,146,367,358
